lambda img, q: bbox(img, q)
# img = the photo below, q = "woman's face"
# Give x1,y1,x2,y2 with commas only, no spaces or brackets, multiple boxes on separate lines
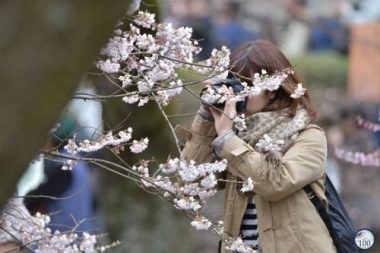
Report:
244,92,271,116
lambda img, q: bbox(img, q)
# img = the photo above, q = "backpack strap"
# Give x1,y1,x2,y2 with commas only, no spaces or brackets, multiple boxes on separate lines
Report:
304,185,342,253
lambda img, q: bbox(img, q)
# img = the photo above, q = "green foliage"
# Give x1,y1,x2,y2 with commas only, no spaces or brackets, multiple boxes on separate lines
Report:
290,52,348,89
176,68,208,82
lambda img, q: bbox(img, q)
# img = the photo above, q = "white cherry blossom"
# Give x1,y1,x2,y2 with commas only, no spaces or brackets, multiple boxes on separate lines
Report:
191,216,212,230
134,11,155,29
226,237,257,253
130,138,149,153
290,83,306,99
241,177,254,192
96,59,120,73
200,173,218,189
255,134,285,152
174,197,202,211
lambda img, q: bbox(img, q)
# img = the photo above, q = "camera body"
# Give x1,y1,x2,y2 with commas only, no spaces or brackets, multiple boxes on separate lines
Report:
201,79,248,114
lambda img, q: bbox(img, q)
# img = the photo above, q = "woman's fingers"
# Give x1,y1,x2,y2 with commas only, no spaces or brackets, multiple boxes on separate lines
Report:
209,87,237,135
209,86,237,120
209,107,221,120
224,87,237,119
202,79,214,87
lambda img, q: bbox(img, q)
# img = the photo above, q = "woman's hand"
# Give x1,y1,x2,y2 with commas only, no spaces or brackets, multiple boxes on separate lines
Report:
209,87,237,136
201,79,214,113
202,79,214,87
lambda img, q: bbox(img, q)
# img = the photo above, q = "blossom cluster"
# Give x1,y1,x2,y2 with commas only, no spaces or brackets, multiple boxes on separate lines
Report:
356,115,380,132
64,128,133,154
202,46,231,81
290,83,306,99
255,134,285,152
61,159,78,171
60,128,148,170
127,156,256,251
191,216,212,230
335,148,380,167
64,128,148,155
130,138,149,153
240,177,254,192
335,110,380,168
96,10,230,107
200,68,304,109
233,114,247,131
225,237,257,253
251,69,291,92
155,159,227,211
0,198,103,253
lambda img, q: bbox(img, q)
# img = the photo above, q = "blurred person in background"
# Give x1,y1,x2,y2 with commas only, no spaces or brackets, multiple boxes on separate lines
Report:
309,9,349,54
162,0,189,28
212,1,257,50
187,0,216,59
19,82,103,233
279,0,310,57
182,40,337,253
23,116,99,233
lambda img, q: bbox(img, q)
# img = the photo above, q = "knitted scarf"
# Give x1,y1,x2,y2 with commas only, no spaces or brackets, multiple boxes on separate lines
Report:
237,106,311,184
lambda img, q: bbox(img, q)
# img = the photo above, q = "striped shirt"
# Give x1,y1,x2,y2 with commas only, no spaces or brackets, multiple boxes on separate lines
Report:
240,197,259,250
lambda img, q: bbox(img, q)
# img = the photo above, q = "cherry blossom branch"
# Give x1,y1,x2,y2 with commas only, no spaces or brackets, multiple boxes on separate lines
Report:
0,197,109,253
71,73,218,101
335,148,380,167
43,147,256,252
356,115,380,132
43,151,142,180
154,96,182,155
14,190,82,201
0,227,35,253
166,112,197,118
91,161,142,183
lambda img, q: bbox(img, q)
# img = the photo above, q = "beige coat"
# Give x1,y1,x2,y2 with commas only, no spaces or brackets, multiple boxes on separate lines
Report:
180,115,338,253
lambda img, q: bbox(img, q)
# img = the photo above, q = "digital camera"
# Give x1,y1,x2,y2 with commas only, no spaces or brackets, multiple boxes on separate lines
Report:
201,79,248,114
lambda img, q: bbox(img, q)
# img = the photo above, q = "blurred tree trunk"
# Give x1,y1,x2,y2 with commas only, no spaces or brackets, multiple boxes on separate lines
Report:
0,0,131,208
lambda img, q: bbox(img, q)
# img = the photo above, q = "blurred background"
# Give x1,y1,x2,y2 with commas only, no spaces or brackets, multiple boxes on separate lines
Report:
13,0,380,252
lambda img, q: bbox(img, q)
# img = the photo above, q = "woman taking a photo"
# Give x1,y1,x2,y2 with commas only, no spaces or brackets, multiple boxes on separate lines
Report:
181,40,337,253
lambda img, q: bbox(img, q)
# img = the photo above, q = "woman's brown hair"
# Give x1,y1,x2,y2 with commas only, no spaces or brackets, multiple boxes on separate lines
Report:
228,40,316,120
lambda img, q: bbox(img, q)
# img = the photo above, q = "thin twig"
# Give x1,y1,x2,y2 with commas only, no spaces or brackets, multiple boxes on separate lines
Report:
71,73,220,101
0,228,35,253
154,96,181,155
158,55,213,68
91,161,141,183
14,190,83,201
166,112,197,118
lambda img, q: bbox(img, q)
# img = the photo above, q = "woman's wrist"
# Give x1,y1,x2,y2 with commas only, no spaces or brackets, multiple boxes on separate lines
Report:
197,105,214,121
217,128,233,136
212,129,235,157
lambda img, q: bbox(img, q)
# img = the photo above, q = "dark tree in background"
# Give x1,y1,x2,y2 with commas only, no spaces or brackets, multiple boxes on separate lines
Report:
0,0,132,208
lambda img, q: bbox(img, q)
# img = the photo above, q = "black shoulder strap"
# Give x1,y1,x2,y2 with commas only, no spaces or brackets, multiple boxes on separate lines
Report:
304,185,341,253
